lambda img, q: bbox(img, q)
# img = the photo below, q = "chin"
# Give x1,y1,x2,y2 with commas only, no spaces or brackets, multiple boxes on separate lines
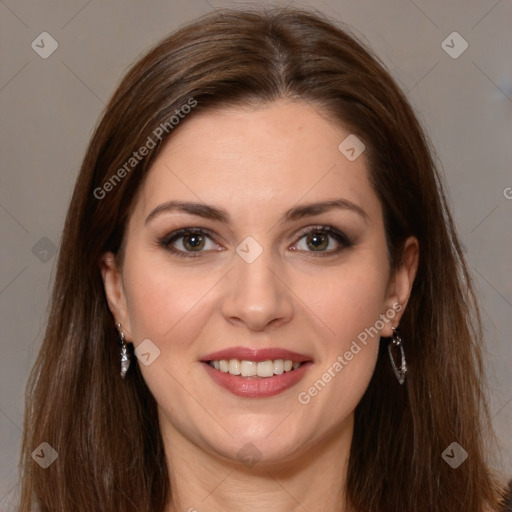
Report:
201,423,309,468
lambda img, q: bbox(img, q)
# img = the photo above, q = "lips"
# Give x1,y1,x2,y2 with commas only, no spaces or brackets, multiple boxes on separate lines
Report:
200,346,313,363
200,346,313,398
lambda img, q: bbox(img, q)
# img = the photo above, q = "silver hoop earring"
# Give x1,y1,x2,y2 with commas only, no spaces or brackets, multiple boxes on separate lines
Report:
116,323,132,379
388,327,407,385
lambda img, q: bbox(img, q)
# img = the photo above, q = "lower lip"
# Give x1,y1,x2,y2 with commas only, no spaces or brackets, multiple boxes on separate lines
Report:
202,361,312,398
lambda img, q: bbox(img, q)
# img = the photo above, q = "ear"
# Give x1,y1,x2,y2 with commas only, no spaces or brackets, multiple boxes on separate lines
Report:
381,236,419,337
100,252,132,340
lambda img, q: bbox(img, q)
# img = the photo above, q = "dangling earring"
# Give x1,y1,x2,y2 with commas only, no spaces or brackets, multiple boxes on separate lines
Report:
116,322,132,379
388,327,407,385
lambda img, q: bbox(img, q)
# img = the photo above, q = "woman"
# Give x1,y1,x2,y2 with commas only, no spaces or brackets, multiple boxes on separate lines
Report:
18,7,509,512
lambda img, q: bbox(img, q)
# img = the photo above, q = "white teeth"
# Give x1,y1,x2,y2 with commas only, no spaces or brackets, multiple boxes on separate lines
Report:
273,359,284,375
209,358,303,377
256,360,274,378
240,360,257,377
228,359,241,375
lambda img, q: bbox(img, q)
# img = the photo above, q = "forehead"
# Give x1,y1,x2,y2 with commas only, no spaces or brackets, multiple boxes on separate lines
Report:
132,99,381,225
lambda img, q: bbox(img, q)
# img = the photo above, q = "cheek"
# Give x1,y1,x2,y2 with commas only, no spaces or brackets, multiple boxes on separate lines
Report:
291,262,387,401
122,255,219,346
298,262,389,345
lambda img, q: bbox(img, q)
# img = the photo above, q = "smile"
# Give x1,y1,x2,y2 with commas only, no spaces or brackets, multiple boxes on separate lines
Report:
208,358,302,377
200,346,313,398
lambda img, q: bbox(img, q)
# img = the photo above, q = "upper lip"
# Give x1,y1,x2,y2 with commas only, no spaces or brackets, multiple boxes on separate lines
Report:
200,346,313,363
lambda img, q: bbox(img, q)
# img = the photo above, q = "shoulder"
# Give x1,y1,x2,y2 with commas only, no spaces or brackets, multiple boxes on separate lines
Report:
480,479,512,512
497,479,512,512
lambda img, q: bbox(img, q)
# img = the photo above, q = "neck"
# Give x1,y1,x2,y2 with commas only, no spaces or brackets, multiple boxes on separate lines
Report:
161,414,355,512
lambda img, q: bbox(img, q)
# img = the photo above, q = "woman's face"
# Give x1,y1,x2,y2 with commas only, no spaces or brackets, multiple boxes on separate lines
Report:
102,99,417,468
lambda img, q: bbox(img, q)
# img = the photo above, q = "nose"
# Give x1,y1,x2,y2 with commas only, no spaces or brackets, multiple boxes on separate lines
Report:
221,249,294,332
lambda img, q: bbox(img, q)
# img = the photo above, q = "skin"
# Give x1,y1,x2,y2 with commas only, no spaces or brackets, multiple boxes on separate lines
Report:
101,99,419,512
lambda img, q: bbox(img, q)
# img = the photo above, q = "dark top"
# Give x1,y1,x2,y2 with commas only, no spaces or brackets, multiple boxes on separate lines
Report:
502,480,512,511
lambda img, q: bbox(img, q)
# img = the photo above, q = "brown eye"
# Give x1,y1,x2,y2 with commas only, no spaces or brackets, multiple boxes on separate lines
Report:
182,233,206,251
159,228,220,256
306,232,329,251
291,226,353,255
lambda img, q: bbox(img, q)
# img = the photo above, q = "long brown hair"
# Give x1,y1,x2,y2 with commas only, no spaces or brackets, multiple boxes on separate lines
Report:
19,7,506,511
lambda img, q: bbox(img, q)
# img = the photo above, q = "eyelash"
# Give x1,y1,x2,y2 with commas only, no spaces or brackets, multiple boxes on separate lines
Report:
157,225,353,259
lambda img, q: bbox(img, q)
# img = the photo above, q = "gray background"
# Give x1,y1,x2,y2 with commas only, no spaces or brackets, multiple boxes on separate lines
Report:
0,0,511,507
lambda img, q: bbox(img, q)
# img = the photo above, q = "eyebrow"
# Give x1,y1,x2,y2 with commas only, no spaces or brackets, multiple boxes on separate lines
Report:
145,198,368,225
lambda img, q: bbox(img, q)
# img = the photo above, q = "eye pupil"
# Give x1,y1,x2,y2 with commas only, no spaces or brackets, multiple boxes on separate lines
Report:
183,233,205,251
307,233,328,251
